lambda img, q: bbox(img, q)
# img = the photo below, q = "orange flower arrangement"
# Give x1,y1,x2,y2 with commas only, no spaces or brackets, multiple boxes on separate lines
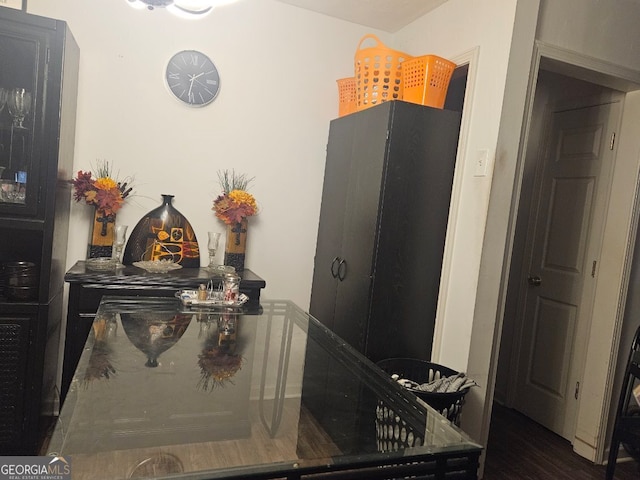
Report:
212,170,258,225
70,160,133,216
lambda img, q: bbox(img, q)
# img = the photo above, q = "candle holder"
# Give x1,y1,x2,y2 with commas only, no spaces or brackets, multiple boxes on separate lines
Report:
113,224,128,265
207,231,221,269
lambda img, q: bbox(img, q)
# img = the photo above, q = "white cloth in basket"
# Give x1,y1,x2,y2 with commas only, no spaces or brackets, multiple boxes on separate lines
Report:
392,372,477,393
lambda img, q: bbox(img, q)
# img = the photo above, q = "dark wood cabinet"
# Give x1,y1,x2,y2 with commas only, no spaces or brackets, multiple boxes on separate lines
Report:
310,101,461,363
0,8,79,454
0,306,33,449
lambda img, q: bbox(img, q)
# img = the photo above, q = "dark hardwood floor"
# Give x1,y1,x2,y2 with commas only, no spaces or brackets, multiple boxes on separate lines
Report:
484,403,639,479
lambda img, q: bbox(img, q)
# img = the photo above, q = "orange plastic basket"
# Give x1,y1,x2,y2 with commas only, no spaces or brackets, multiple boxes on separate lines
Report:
402,55,456,109
336,77,357,117
354,34,412,111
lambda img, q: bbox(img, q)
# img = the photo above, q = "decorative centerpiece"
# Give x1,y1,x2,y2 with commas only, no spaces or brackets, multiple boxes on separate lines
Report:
70,160,133,259
123,194,200,268
212,170,258,272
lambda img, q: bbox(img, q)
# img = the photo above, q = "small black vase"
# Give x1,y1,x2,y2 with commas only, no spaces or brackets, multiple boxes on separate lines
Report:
122,194,200,267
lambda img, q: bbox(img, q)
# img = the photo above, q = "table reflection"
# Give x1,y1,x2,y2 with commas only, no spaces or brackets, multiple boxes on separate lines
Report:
121,311,192,368
49,298,481,480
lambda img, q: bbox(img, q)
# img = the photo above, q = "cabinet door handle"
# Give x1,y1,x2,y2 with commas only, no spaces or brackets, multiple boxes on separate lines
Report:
331,257,341,278
337,259,347,281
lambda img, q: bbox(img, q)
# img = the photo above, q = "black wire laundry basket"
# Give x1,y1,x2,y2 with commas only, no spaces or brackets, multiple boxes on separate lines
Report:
377,358,470,426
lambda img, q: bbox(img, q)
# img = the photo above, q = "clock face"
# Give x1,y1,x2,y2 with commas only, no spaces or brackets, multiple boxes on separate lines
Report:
165,50,220,107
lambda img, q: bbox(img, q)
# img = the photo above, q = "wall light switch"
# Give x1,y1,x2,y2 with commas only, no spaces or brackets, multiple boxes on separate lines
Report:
474,149,491,177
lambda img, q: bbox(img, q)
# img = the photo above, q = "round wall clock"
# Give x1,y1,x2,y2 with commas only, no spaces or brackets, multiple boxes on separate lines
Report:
165,50,220,107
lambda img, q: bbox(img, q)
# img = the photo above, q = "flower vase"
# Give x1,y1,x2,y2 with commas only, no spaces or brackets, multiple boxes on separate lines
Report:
88,209,115,258
224,218,247,271
122,194,200,267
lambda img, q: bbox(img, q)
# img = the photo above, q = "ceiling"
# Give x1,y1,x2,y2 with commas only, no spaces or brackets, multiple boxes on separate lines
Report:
275,0,449,33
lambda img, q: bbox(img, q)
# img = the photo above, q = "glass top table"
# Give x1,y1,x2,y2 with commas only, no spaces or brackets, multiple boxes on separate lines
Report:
49,297,481,479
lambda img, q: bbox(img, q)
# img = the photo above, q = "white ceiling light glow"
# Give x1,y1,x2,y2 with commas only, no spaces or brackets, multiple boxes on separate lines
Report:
126,0,237,18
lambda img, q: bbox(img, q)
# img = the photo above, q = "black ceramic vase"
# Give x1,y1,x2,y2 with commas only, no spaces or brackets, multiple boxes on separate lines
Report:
122,194,200,267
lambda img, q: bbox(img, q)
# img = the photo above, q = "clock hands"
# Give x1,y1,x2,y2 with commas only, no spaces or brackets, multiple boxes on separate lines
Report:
190,72,217,91
186,72,204,102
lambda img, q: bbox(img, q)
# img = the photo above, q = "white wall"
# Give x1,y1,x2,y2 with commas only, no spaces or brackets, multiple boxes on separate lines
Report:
395,0,518,374
537,0,640,71
25,0,386,309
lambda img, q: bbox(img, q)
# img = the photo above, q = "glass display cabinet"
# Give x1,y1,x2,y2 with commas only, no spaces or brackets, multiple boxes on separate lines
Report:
0,7,79,455
1,12,45,213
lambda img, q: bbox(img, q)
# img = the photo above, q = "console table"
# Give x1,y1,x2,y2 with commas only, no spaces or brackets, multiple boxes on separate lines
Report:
49,296,481,479
62,261,266,404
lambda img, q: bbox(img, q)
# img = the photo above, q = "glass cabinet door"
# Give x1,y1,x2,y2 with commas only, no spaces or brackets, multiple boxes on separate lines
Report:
0,22,47,215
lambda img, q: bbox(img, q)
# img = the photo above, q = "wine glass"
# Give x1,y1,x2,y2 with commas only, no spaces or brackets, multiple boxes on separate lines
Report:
7,88,32,128
0,87,7,115
113,224,128,265
207,231,221,269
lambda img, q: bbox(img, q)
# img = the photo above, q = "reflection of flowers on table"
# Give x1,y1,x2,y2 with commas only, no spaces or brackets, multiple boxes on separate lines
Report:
197,313,244,391
83,315,118,386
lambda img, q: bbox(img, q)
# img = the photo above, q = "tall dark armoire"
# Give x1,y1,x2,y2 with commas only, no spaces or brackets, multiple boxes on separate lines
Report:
309,100,461,363
0,8,79,454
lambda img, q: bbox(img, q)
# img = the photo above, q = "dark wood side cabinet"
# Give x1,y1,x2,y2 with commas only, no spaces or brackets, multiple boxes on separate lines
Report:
62,262,266,404
309,101,461,363
0,8,79,454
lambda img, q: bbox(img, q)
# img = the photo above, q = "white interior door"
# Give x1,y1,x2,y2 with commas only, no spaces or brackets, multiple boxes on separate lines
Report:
514,99,621,441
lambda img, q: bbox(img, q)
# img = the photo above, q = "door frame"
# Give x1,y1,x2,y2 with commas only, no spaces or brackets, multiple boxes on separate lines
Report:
431,46,479,363
509,92,624,441
495,41,640,462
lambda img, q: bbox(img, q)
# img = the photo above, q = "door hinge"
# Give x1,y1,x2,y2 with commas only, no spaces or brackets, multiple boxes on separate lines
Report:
610,132,616,150
575,381,580,400
591,260,597,278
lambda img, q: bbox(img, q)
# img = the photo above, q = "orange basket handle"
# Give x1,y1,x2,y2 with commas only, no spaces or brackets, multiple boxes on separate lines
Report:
356,34,385,51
